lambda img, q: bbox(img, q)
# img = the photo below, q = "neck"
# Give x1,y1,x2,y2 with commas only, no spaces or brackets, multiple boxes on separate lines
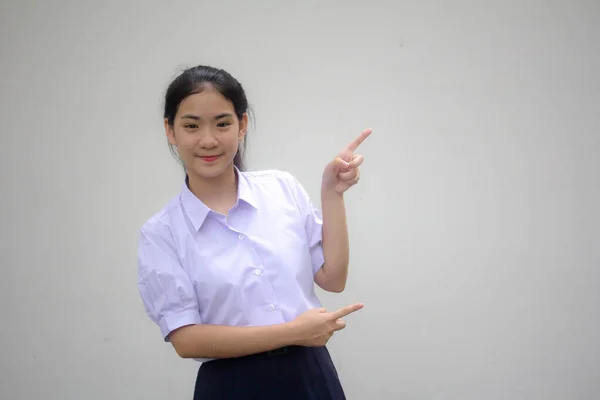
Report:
187,166,238,214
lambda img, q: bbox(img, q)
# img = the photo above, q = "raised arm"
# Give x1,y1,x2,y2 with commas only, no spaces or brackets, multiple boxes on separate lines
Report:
317,189,350,292
316,128,372,292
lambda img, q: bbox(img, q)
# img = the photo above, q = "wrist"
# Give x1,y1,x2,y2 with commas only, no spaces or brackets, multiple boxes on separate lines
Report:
321,187,343,202
282,320,304,346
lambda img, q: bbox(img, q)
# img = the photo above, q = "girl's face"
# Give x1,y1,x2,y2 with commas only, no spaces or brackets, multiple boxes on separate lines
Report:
165,86,247,182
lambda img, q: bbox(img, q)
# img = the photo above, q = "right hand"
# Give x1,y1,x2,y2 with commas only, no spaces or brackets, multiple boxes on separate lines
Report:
290,303,364,347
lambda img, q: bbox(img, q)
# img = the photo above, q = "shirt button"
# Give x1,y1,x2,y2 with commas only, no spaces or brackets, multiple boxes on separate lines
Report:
238,234,245,240
254,269,262,275
267,304,275,311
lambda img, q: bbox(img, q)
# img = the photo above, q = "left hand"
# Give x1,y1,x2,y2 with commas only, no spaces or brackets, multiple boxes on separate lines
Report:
322,128,372,194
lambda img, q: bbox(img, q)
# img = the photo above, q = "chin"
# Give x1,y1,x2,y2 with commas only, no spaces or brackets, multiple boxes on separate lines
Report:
197,170,227,180
190,158,233,180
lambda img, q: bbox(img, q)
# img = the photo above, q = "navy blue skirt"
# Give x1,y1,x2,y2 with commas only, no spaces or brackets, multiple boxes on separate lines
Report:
193,346,346,399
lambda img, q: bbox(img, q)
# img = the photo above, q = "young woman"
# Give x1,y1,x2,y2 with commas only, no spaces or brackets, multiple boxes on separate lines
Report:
137,65,371,399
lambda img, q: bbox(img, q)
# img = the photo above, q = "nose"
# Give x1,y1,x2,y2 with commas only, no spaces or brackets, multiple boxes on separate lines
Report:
197,129,219,148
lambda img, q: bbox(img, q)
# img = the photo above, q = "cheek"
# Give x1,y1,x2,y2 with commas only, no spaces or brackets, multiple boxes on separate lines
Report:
174,137,196,158
223,134,241,151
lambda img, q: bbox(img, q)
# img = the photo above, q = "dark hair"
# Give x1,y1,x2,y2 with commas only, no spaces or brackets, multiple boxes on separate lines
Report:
163,65,250,171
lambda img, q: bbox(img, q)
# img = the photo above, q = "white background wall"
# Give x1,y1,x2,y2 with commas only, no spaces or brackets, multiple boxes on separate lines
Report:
1,1,599,399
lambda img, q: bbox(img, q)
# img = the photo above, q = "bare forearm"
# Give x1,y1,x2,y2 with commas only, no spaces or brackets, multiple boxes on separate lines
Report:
170,322,299,359
318,188,349,292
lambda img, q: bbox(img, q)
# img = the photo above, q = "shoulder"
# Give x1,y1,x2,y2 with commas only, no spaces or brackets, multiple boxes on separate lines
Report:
241,169,316,212
139,195,182,244
241,169,306,194
137,196,186,277
242,168,296,184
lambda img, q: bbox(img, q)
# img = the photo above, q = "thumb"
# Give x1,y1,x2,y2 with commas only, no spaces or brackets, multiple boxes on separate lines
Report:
333,318,347,331
327,157,350,173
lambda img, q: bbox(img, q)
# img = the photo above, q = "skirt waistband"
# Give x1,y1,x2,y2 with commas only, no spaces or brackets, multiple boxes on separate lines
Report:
194,346,346,399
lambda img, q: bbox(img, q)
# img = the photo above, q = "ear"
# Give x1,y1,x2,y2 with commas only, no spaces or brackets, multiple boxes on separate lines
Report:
164,118,177,146
238,113,248,142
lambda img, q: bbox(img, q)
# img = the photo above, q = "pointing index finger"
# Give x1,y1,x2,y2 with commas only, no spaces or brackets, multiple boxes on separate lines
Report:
346,128,372,152
329,303,364,320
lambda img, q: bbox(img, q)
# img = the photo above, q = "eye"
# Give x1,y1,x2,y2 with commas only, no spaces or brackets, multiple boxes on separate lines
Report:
184,124,198,129
217,122,231,128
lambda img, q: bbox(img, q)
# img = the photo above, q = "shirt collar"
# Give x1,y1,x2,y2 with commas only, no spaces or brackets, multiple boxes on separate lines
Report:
180,166,258,231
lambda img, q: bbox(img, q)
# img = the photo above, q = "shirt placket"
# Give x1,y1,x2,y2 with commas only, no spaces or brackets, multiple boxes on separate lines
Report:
226,209,283,324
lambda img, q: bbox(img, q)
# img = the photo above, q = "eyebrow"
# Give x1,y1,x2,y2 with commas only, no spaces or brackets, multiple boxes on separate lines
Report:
180,113,234,120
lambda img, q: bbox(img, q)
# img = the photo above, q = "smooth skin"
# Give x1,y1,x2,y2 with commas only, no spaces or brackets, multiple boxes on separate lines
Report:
164,86,370,359
315,128,372,293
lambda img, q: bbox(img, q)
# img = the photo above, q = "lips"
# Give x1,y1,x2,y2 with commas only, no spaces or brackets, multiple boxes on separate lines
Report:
199,155,221,162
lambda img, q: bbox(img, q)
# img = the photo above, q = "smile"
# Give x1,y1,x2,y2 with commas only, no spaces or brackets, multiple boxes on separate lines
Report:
198,155,221,163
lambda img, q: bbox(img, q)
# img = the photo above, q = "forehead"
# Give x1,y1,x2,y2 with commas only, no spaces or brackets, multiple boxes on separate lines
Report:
177,87,235,117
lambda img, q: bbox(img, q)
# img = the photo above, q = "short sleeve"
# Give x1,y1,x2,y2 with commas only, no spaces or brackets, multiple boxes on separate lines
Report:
284,173,325,275
137,223,202,341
